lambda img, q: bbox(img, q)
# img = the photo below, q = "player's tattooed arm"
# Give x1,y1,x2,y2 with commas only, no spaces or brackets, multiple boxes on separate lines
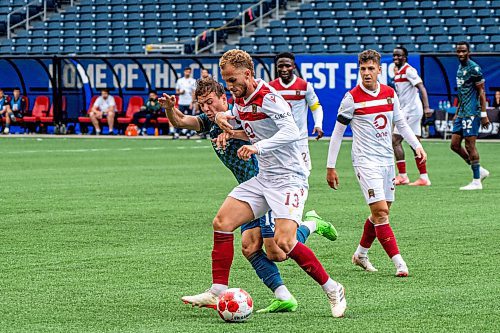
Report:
475,82,490,128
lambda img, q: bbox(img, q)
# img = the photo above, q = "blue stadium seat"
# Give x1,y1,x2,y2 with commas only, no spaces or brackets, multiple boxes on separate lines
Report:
291,44,307,53
309,44,327,53
419,44,438,52
474,44,493,52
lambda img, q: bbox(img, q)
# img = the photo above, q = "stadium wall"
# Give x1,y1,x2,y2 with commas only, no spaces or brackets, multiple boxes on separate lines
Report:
0,54,498,137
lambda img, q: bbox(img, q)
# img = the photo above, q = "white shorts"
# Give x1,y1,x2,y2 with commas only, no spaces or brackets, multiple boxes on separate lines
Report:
228,175,309,225
394,112,422,137
354,165,395,204
299,144,312,171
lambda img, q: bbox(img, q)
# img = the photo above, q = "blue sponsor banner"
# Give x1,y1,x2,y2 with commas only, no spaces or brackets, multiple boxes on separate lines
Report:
294,54,420,136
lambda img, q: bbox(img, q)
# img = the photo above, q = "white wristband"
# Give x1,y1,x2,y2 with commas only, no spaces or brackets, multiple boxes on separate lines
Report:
481,111,487,118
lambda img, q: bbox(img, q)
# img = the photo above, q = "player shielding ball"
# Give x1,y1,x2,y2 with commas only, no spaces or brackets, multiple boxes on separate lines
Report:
392,46,432,186
327,50,427,277
269,52,324,170
164,77,338,313
450,41,490,190
183,50,347,318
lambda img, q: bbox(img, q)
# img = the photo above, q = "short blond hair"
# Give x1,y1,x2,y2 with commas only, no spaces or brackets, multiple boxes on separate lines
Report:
358,49,381,66
219,49,255,76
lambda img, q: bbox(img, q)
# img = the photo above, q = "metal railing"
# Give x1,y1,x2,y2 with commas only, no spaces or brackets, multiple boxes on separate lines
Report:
7,0,48,39
194,0,281,54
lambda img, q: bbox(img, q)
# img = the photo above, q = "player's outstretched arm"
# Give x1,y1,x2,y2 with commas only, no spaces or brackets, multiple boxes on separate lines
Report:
159,93,200,131
214,111,236,133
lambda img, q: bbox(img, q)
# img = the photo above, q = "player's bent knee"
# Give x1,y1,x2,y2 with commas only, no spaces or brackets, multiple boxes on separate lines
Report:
241,243,260,259
212,215,234,232
274,236,295,254
372,208,389,224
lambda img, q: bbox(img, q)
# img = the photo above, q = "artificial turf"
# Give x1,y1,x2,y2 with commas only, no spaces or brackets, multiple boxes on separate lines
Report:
0,137,498,333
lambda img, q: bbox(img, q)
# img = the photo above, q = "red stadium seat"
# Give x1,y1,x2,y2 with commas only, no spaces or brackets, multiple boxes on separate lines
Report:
23,96,50,123
40,96,66,124
78,95,99,124
117,96,144,124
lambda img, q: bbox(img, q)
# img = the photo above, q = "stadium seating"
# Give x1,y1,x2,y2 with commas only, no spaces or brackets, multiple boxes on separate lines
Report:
23,95,50,132
116,95,143,126
0,0,498,55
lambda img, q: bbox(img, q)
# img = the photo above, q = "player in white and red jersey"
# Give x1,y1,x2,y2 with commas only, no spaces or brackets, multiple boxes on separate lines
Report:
392,46,432,186
269,52,324,170
182,50,346,318
326,50,427,277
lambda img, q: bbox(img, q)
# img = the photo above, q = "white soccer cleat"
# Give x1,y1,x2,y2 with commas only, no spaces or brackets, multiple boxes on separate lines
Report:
181,289,218,309
395,262,409,277
352,253,378,272
326,282,347,318
3,127,9,134
479,167,489,181
459,181,483,191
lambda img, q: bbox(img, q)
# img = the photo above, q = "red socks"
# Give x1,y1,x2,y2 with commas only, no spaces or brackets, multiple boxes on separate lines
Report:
396,160,406,174
415,155,427,175
374,223,400,258
360,218,376,248
288,242,329,285
212,231,234,286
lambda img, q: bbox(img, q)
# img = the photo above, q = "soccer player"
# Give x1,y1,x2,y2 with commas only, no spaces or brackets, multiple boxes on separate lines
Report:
326,50,427,277
269,52,324,170
450,41,490,190
159,77,338,313
181,50,347,318
392,46,432,186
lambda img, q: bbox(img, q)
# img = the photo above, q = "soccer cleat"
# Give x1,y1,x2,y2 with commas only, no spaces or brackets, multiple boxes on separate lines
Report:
480,167,489,181
305,210,338,241
395,262,409,277
181,289,218,309
409,178,431,186
460,181,482,190
3,127,9,134
326,282,347,318
256,296,298,314
394,175,410,185
352,253,378,272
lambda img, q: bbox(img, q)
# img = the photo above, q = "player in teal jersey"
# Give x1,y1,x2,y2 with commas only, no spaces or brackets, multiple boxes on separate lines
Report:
450,42,490,190
159,77,338,313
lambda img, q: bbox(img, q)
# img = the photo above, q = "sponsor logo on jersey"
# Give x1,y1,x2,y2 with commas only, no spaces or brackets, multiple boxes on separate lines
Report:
274,111,292,120
373,114,388,130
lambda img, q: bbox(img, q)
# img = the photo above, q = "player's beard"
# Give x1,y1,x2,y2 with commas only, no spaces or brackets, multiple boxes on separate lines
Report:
233,84,247,98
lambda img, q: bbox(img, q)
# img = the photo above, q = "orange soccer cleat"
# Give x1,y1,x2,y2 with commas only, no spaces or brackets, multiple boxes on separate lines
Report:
394,175,410,185
409,178,431,186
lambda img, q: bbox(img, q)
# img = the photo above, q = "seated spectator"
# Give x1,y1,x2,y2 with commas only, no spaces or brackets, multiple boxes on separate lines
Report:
0,89,13,134
132,91,162,136
492,90,500,108
89,88,116,135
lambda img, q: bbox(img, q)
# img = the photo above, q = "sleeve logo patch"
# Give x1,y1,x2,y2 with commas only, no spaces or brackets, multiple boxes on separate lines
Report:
268,95,276,103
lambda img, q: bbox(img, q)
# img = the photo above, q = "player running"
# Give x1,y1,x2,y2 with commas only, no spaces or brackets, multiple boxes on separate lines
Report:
269,52,324,170
326,50,427,277
392,46,432,186
450,41,490,190
182,50,347,318
160,77,338,314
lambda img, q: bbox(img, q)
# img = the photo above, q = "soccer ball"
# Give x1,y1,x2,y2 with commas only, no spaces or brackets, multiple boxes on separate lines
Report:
217,288,253,322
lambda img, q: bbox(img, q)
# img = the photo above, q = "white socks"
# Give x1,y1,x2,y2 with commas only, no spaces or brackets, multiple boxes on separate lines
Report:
420,173,430,181
210,283,228,296
391,254,405,267
321,278,338,294
399,172,408,178
355,245,370,257
274,285,292,301
302,220,317,234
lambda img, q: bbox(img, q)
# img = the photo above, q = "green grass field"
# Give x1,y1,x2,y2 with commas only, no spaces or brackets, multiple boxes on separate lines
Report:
0,137,499,333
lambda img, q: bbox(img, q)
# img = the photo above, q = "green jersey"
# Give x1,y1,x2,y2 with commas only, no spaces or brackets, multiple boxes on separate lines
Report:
196,113,259,184
456,59,484,117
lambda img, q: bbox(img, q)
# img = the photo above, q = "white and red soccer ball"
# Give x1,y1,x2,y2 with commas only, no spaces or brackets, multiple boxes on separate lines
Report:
217,288,253,322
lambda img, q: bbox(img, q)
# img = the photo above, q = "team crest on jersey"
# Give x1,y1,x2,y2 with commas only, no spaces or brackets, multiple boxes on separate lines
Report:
296,90,301,96
386,97,393,105
252,104,257,113
368,189,375,198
